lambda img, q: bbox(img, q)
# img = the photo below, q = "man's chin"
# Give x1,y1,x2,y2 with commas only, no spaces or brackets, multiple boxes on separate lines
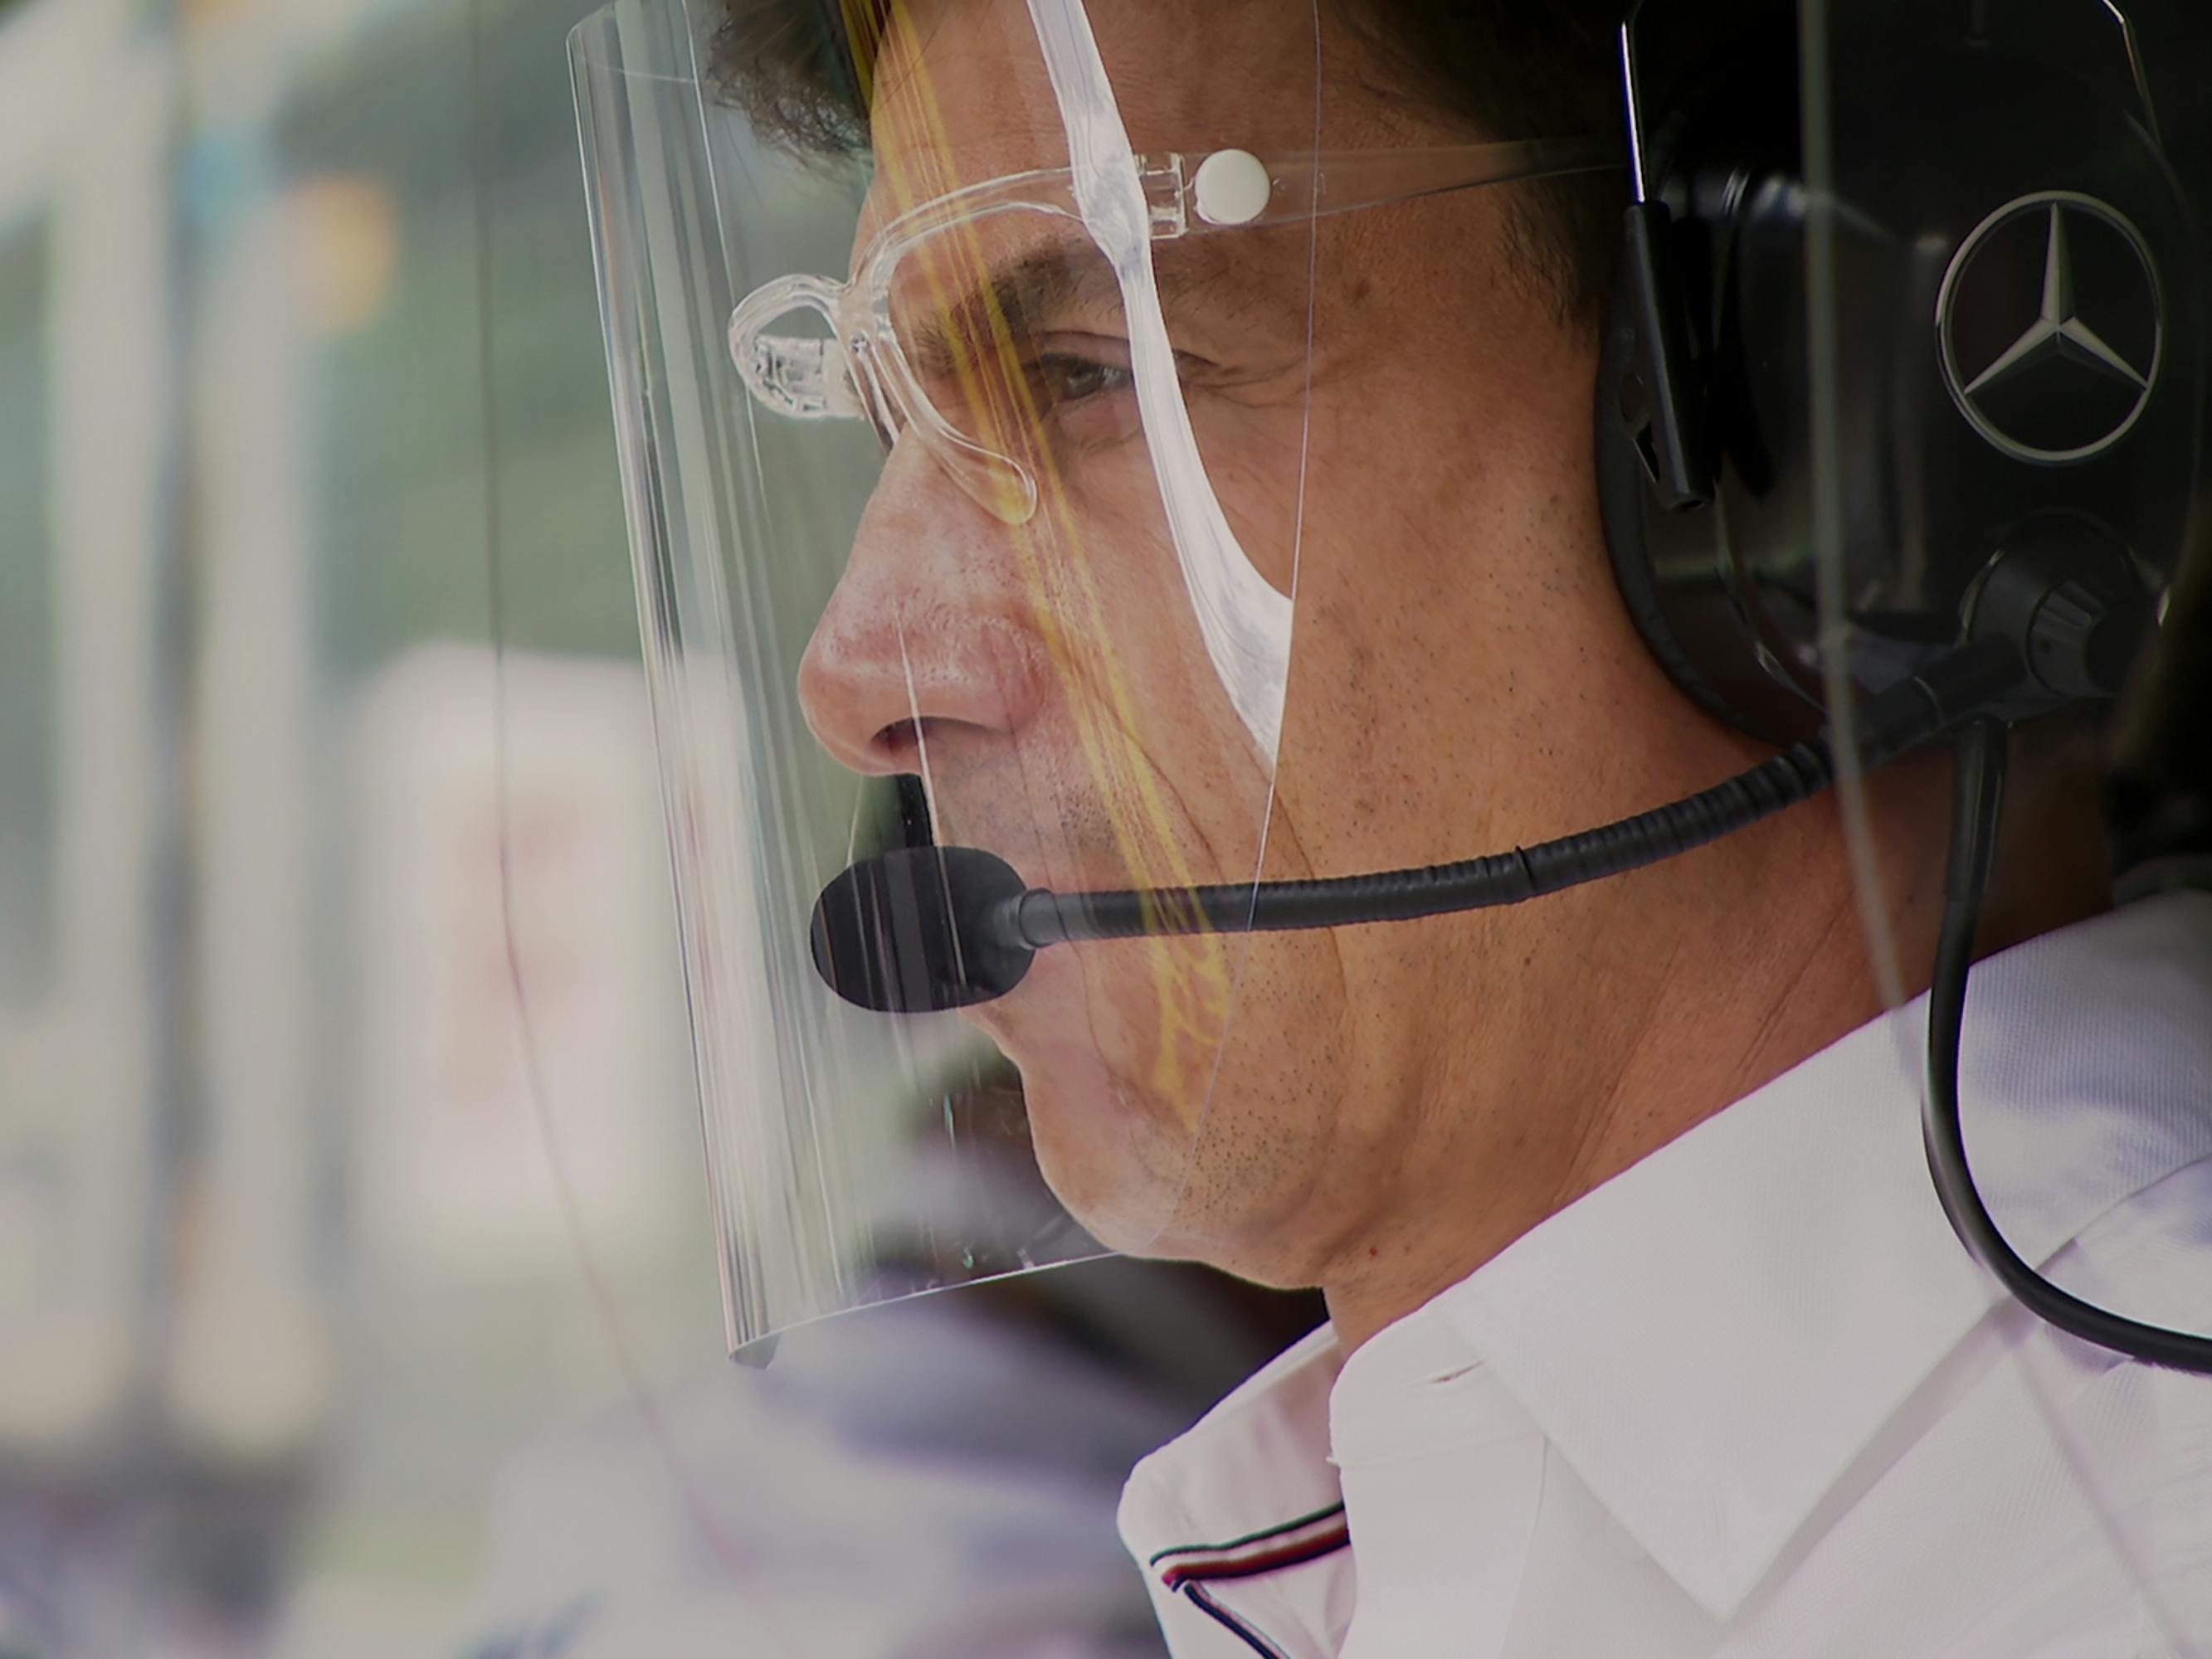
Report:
962,1017,1184,1254
954,925,1248,1240
1021,1067,1197,1256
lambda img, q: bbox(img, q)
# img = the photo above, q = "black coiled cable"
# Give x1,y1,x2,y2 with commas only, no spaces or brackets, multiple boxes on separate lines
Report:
1012,741,1835,945
1009,636,2024,951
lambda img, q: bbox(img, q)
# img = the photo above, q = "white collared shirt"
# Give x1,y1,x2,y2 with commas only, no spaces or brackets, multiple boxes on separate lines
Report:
1119,893,2212,1658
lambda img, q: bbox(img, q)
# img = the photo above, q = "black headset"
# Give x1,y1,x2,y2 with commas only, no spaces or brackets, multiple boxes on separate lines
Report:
1598,0,2198,751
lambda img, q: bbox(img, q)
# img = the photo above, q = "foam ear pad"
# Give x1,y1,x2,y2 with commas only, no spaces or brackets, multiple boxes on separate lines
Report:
1591,6,1830,750
1594,193,1827,749
1595,267,1746,732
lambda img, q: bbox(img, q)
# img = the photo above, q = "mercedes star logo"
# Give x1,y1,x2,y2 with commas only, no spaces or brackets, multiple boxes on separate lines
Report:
1936,190,2164,465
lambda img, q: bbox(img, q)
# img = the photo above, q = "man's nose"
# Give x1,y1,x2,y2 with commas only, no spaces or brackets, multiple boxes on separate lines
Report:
797,440,1045,777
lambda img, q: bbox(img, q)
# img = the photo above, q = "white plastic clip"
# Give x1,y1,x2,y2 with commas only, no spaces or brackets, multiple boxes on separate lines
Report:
1192,148,1274,227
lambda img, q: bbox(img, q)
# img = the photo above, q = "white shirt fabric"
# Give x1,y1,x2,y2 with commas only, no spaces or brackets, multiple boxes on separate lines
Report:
1118,893,2212,1659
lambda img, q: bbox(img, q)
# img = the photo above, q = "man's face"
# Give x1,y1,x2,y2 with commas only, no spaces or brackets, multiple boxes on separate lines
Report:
797,0,1759,1284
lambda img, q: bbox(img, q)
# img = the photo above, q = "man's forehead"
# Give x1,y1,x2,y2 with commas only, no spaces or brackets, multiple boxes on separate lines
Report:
854,0,1330,238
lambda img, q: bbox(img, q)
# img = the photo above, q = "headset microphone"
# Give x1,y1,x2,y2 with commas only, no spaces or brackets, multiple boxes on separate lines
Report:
811,634,2049,1016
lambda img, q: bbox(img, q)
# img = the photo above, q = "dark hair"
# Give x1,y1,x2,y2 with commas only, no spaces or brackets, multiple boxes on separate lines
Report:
1333,0,1629,321
709,0,1630,323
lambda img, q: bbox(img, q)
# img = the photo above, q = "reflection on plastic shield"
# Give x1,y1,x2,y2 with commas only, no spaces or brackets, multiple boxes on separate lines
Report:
570,0,1318,1349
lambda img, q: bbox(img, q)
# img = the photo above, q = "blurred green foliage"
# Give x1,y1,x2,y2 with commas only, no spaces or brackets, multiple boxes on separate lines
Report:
281,0,638,684
0,221,53,1001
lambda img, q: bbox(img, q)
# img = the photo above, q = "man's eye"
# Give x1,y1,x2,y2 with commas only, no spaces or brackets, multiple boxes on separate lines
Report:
1035,351,1134,407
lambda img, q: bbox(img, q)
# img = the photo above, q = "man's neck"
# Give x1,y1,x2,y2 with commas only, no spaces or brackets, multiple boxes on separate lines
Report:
1318,744,2112,1361
1320,886,1884,1357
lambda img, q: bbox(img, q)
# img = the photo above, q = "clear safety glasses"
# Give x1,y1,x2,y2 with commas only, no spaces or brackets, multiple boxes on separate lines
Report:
729,139,1623,523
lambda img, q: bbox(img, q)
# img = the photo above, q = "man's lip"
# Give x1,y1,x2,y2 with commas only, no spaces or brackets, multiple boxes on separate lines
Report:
952,932,1061,1039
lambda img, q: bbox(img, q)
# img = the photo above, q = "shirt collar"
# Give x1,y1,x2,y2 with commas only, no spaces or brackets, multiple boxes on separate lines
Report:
1123,893,2212,1623
1435,890,2212,1617
1118,1321,1346,1565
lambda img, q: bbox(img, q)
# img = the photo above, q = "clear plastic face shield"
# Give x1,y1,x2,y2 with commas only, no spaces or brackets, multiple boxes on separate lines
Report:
1798,0,2212,1360
570,0,1616,1351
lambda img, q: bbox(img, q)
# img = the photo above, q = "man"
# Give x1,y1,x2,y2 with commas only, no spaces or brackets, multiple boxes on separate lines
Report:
574,0,2212,1652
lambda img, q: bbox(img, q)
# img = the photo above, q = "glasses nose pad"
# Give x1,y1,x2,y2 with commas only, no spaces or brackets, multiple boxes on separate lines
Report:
872,377,1040,525
844,334,915,464
856,360,1035,524
938,438,1040,526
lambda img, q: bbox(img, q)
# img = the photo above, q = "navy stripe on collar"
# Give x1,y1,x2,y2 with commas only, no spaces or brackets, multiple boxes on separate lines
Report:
1184,1583,1296,1659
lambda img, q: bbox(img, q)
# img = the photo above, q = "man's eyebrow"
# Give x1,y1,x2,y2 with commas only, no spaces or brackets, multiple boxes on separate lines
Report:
900,241,1233,372
901,248,1118,372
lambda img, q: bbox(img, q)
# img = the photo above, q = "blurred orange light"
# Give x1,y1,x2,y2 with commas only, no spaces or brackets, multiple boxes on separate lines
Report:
181,0,265,35
289,173,401,336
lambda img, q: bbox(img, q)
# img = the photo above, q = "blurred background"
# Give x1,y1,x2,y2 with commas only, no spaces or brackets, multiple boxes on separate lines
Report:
0,0,1318,1653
